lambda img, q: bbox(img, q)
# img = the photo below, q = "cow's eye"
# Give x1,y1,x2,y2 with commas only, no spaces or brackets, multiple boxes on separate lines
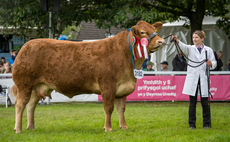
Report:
141,32,145,34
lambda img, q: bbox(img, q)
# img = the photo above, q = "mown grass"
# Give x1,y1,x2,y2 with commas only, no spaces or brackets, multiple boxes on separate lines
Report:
0,102,229,142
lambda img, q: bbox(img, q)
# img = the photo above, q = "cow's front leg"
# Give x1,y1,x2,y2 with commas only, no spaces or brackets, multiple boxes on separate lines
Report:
100,80,117,132
102,92,115,132
26,90,39,130
115,96,128,129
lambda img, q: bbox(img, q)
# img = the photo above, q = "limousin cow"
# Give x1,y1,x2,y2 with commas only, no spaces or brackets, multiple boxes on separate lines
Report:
12,21,165,133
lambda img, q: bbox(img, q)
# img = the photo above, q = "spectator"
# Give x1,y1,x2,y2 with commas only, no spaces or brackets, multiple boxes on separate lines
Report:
216,51,223,71
172,30,217,129
2,65,12,78
159,61,171,76
58,35,67,40
172,51,187,71
3,66,11,73
10,50,18,66
0,61,4,73
1,57,6,64
227,59,230,71
212,51,223,71
9,49,16,66
143,61,154,71
1,62,10,74
12,50,18,62
142,59,148,70
141,55,151,69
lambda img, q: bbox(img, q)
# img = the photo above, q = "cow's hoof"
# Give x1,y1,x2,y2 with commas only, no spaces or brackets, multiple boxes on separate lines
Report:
16,130,23,133
104,128,113,132
13,128,16,131
26,126,35,130
120,126,128,129
102,127,105,130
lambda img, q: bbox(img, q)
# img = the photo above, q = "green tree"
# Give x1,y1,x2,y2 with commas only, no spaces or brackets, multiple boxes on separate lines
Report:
0,0,94,39
0,0,229,42
61,25,82,40
0,0,48,37
215,4,230,39
92,0,230,41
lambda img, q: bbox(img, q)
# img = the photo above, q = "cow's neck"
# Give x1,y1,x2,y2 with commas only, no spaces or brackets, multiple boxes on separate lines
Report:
124,30,147,70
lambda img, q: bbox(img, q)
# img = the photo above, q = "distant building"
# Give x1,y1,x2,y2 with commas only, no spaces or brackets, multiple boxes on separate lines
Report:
76,21,125,40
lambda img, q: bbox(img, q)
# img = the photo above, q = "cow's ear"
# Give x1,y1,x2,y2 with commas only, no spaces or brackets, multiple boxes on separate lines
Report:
131,26,138,36
152,22,163,32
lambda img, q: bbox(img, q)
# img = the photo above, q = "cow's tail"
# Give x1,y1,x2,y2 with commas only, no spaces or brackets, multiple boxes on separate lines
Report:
10,85,18,102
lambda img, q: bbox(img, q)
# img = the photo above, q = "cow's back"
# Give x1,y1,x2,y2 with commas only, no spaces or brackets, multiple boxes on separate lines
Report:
13,33,135,96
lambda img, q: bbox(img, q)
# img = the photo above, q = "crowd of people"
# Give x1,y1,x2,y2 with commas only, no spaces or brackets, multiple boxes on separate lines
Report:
0,49,18,78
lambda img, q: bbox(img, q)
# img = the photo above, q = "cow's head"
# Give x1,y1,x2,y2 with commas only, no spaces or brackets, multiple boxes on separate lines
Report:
131,21,165,53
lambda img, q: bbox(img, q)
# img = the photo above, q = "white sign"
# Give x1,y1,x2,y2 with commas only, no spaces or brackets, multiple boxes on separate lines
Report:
134,69,144,79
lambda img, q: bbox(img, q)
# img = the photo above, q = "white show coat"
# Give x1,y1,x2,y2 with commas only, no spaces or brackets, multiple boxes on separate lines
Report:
178,40,217,97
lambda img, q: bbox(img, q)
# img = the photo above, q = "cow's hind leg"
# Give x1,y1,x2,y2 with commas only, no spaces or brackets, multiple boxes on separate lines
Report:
26,83,53,130
26,90,39,130
100,82,116,132
115,96,128,130
15,89,32,133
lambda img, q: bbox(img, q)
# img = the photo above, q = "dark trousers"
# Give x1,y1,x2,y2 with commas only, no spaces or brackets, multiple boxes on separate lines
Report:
189,79,211,128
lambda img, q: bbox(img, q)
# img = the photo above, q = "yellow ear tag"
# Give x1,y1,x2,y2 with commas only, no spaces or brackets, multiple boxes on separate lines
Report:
155,29,158,32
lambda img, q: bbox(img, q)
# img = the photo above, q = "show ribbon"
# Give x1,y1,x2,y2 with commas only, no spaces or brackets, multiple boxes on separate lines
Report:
131,37,137,60
135,37,143,58
127,28,135,69
141,38,148,59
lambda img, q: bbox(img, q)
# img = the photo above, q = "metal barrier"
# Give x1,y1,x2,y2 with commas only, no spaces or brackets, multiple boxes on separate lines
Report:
1,71,230,78
0,74,13,108
0,73,13,77
143,71,230,75
0,85,11,108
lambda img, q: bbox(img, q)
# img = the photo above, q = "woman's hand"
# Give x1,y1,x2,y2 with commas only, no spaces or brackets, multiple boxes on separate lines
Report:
206,60,212,67
172,35,179,43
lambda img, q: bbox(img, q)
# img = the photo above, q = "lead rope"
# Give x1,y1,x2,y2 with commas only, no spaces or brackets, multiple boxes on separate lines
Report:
162,35,208,67
174,40,207,67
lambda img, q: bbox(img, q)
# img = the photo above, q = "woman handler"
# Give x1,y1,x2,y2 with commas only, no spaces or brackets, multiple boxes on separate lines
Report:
172,31,217,129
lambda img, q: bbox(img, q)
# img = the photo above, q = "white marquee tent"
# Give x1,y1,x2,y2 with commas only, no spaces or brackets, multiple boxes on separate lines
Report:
151,16,230,71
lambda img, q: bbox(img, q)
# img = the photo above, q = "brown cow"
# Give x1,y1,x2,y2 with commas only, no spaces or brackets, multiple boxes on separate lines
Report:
12,21,165,133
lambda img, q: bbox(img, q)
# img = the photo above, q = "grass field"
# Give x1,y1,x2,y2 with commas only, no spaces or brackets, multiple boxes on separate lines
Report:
0,102,229,142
